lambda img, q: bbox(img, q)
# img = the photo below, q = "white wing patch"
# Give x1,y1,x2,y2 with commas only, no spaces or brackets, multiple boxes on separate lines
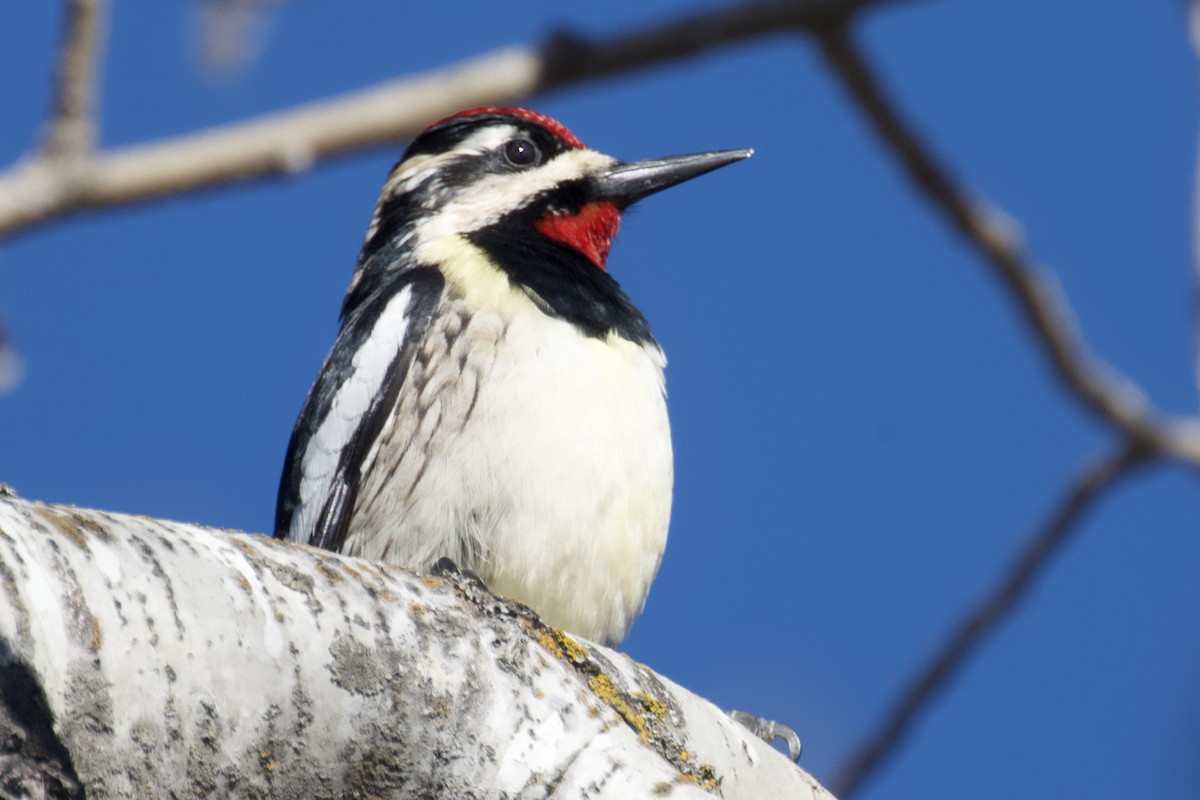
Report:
292,284,417,540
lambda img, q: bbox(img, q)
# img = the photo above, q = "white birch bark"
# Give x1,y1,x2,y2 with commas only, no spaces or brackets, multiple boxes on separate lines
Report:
0,489,831,799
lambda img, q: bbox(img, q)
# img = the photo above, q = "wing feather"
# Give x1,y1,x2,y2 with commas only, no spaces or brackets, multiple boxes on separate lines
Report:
274,267,445,551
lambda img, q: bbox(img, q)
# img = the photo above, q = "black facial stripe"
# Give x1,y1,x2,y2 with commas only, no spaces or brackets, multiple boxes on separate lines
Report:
352,114,645,340
467,206,655,346
354,127,579,315
350,152,491,315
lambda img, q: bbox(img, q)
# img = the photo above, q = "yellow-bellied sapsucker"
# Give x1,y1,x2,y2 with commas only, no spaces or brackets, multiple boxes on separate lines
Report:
276,107,750,645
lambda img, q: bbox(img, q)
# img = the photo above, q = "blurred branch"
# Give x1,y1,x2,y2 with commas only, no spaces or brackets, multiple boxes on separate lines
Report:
0,0,106,395
815,24,1200,468
0,310,22,394
1189,0,1200,405
0,0,905,240
40,0,106,158
195,0,283,75
831,441,1153,798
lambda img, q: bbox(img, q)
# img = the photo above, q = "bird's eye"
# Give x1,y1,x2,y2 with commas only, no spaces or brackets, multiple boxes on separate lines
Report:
503,138,541,168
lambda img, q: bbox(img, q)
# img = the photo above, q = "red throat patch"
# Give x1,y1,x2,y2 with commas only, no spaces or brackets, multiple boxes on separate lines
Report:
534,202,621,270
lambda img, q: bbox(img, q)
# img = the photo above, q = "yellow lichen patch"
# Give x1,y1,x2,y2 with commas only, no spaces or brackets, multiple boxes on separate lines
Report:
556,632,589,663
586,674,720,791
588,674,647,740
672,768,719,792
409,601,429,618
259,749,275,773
536,627,589,665
234,574,252,594
341,563,363,580
527,619,721,791
687,765,719,791
633,691,668,721
539,632,564,659
695,767,719,791
419,575,445,589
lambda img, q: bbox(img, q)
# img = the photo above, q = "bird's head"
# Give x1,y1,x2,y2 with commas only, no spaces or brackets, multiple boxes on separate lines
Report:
344,107,751,335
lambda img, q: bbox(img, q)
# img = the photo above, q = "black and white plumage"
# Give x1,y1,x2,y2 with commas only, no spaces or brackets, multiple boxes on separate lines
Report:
276,107,750,645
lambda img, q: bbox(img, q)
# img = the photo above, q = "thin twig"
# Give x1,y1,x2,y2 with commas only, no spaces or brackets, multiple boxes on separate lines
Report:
41,0,106,158
0,0,908,240
831,441,1153,798
815,24,1200,467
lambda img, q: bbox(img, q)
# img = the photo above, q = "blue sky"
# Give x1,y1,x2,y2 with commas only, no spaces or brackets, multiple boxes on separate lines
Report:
2,1,1199,797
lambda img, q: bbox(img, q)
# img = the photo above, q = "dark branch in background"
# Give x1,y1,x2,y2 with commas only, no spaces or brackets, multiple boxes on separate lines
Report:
813,20,1190,798
815,24,1200,468
40,0,106,158
831,441,1152,798
539,0,874,86
0,0,911,240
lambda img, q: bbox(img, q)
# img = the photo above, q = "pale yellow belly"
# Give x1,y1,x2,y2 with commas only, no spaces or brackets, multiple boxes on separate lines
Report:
347,297,672,645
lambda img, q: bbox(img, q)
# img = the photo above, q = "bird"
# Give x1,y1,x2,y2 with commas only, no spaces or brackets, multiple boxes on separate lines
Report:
275,107,750,646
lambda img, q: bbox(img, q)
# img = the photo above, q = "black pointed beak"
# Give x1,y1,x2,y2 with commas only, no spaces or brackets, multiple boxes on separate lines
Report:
593,148,753,208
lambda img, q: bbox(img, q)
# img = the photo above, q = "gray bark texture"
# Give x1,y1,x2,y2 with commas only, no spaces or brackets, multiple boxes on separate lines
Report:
0,490,831,799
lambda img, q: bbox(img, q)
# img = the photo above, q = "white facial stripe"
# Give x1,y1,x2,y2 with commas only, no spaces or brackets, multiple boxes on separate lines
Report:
294,284,416,537
412,148,617,256
351,129,612,306
361,126,524,247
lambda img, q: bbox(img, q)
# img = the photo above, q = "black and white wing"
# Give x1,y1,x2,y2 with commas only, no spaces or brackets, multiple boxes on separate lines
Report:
274,267,445,552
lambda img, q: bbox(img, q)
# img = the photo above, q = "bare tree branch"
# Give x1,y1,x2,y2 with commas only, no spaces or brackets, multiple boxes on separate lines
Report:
0,491,828,798
815,24,1200,467
40,0,106,158
830,441,1152,798
537,0,872,87
814,22,1189,794
0,0,908,240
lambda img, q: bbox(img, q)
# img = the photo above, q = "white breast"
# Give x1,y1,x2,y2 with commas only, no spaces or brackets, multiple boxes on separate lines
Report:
346,238,672,645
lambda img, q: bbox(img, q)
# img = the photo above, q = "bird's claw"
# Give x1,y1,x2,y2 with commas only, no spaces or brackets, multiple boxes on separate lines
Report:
431,557,489,590
728,710,802,762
